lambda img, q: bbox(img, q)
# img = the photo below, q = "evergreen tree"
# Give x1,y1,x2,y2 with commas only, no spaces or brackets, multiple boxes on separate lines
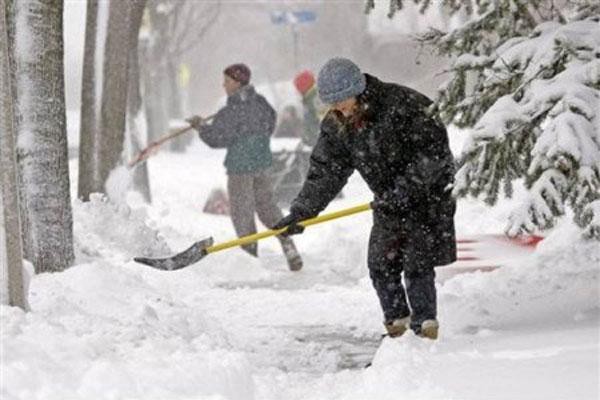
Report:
369,1,600,239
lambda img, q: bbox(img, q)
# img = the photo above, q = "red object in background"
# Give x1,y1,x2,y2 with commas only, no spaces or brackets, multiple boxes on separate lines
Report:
505,235,544,247
203,188,230,216
456,234,543,261
457,234,544,261
437,234,545,282
294,70,315,95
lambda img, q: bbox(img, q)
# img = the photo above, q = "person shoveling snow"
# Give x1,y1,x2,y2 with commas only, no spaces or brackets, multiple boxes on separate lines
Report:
274,58,456,340
185,63,303,272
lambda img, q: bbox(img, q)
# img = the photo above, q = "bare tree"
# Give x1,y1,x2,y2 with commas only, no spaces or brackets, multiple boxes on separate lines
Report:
77,0,99,201
143,0,220,149
11,0,74,273
79,0,151,202
97,0,132,191
128,0,152,202
0,0,26,309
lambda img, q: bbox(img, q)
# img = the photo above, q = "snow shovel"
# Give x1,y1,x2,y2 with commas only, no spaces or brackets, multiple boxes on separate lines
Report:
128,114,215,168
133,202,372,270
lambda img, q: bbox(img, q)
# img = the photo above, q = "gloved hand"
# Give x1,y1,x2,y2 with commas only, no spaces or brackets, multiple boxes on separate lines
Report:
185,115,204,130
272,212,306,236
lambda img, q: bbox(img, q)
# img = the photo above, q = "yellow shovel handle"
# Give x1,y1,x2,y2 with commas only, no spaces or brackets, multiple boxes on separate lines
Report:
206,202,372,254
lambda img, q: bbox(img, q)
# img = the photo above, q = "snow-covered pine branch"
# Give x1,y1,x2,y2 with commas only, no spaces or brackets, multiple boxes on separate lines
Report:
455,16,600,238
418,1,550,128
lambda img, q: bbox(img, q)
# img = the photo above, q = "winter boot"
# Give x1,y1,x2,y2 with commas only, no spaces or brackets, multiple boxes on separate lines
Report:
384,316,411,338
418,319,439,340
278,236,303,271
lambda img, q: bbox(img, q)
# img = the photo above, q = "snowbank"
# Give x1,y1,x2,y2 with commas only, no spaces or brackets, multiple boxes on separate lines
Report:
73,193,171,263
0,192,263,399
1,261,255,400
440,221,600,334
342,222,600,400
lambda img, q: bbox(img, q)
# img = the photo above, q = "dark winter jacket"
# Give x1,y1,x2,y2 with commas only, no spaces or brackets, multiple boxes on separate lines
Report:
199,85,276,174
291,74,457,266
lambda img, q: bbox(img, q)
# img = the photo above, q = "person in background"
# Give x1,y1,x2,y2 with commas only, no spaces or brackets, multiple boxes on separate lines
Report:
293,70,322,148
186,63,303,271
274,105,304,139
274,58,457,338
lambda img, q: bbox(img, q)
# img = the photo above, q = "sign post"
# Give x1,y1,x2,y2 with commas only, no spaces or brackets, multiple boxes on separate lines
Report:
270,10,317,70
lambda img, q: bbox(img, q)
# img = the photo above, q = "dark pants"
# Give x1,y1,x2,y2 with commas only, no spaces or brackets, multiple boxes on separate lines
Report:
368,218,437,331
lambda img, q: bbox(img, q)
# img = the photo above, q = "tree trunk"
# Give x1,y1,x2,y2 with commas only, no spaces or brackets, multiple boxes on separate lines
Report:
77,0,98,201
166,58,190,152
97,0,131,192
140,46,169,142
4,0,16,98
127,0,145,117
166,59,183,119
0,0,26,309
142,3,170,143
12,0,74,273
127,0,151,202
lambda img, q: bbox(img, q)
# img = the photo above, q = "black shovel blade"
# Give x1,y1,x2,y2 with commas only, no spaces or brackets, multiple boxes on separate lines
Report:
133,237,214,271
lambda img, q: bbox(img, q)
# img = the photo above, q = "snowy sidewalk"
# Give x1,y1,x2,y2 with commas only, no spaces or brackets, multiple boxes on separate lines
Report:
1,147,598,400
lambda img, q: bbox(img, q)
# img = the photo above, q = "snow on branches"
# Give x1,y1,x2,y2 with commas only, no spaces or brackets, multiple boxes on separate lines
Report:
454,14,600,239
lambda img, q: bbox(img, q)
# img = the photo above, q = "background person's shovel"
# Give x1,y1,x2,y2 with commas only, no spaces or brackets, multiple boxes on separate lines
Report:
128,114,215,168
133,203,372,270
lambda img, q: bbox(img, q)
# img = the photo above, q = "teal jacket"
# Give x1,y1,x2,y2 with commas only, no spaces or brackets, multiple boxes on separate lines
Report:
199,85,276,174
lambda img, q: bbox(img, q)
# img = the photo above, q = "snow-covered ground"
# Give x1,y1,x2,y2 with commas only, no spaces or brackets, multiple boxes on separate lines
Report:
1,130,599,400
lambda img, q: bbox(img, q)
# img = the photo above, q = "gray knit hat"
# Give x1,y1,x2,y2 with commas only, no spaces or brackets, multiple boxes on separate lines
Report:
317,57,366,104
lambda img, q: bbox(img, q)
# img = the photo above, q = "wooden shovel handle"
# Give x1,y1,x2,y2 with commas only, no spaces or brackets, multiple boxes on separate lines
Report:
129,114,215,167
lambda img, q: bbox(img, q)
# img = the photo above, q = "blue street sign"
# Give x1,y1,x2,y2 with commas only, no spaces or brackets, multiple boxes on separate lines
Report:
270,10,317,25
291,10,317,23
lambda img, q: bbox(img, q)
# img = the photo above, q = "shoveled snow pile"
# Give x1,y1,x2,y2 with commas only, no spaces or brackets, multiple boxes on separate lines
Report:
440,221,600,333
73,193,171,263
1,262,254,400
104,165,133,204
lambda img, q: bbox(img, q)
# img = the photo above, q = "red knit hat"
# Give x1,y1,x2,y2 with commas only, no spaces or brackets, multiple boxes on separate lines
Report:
224,63,251,85
294,70,315,95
